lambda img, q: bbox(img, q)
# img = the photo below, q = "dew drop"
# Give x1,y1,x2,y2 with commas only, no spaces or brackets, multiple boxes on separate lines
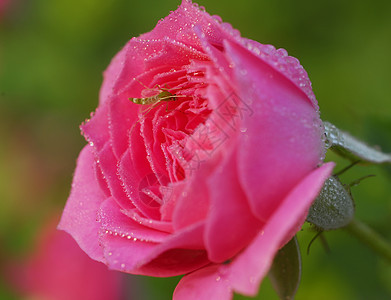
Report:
212,15,223,23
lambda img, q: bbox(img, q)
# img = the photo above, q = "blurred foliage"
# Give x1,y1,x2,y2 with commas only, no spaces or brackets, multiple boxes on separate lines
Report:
0,0,390,299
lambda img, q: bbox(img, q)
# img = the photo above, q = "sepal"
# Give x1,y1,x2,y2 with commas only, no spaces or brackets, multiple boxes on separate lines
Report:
324,121,391,164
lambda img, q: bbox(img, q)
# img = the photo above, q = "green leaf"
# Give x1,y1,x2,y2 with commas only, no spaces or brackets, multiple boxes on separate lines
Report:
268,237,301,300
307,176,354,230
324,121,391,164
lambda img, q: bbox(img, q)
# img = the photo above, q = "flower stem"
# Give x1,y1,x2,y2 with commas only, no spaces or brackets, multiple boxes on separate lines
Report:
345,218,391,263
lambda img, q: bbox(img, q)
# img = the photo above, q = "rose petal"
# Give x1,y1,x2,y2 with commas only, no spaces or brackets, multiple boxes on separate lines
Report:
204,148,263,263
193,25,233,84
98,197,169,243
224,39,325,222
121,208,174,233
135,221,209,276
160,180,186,222
140,0,231,50
99,44,129,105
172,163,333,298
118,149,161,220
58,146,106,262
97,142,134,210
101,220,209,276
100,231,158,273
172,159,213,230
81,102,110,154
243,39,317,109
108,94,139,159
94,158,112,199
173,265,232,300
227,162,334,295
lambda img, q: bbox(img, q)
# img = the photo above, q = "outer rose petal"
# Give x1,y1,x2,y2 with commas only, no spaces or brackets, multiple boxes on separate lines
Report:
58,145,106,262
243,39,317,109
227,163,334,295
99,45,129,105
81,101,110,154
173,265,231,300
175,163,334,299
224,39,325,222
101,220,209,276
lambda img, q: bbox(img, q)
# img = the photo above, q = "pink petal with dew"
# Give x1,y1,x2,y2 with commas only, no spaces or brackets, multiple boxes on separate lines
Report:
175,163,334,299
135,221,209,276
244,39,317,109
104,0,238,99
109,41,148,96
101,220,210,276
173,265,231,300
97,142,134,210
116,38,209,99
108,93,139,159
58,145,106,263
98,197,169,243
140,112,169,184
204,148,263,263
94,160,111,198
122,208,174,233
118,149,161,220
81,102,110,154
224,39,325,222
160,180,186,222
99,43,129,105
128,121,152,179
142,38,209,71
226,162,334,296
111,37,205,97
97,198,172,272
140,0,234,51
172,160,212,230
193,25,234,84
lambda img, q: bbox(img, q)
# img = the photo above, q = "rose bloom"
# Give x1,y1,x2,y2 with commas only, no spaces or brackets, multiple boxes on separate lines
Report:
9,217,124,300
0,0,9,18
59,0,333,299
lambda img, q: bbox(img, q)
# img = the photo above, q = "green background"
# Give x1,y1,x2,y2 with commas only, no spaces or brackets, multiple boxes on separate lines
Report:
1,0,390,299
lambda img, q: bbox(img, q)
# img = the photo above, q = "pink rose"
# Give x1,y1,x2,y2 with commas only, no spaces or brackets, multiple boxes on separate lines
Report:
0,0,9,19
59,0,333,298
9,217,124,300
